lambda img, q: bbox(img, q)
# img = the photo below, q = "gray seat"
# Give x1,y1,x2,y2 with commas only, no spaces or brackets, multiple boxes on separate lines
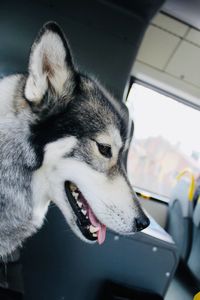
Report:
187,199,200,282
166,177,193,260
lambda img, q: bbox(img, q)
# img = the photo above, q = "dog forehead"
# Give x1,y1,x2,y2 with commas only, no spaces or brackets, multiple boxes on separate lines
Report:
80,77,129,133
96,126,122,148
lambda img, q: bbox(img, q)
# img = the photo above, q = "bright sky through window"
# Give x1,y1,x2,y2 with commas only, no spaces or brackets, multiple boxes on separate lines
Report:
127,84,200,157
127,83,200,197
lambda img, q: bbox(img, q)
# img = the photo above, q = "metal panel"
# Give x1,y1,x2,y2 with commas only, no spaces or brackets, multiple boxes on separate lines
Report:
21,206,178,300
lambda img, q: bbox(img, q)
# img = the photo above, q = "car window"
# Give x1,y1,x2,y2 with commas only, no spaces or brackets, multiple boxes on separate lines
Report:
126,82,200,199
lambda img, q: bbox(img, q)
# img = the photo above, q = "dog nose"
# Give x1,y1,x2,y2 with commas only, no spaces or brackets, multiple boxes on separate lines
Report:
135,215,150,232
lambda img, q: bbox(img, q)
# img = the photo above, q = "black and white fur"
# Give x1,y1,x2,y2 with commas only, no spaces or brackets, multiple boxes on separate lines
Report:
0,22,149,256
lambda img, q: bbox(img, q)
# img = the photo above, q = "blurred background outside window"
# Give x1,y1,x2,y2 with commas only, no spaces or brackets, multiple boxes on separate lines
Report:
127,83,200,199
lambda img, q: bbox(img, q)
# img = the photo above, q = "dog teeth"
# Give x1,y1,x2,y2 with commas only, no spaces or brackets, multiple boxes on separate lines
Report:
77,200,82,208
81,209,87,215
72,192,79,200
89,225,99,233
92,233,97,237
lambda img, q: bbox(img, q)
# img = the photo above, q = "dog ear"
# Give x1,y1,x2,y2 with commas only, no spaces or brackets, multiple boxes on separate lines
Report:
25,22,74,103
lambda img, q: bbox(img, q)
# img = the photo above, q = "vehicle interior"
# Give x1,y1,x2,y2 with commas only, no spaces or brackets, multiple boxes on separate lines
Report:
0,0,200,299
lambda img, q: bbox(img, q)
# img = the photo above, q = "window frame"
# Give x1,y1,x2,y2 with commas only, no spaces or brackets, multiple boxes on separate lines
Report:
130,77,200,111
126,76,200,204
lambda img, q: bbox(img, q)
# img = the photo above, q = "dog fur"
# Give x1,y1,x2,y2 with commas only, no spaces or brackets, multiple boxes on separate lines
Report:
0,22,149,257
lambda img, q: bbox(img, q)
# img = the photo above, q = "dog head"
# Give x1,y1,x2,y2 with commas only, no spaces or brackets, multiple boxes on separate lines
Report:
25,22,149,244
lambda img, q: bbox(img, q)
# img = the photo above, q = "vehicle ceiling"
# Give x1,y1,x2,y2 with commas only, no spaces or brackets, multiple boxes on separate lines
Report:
163,0,200,30
132,0,200,109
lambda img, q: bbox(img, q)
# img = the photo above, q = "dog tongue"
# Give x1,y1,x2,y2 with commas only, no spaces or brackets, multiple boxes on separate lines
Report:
88,208,106,245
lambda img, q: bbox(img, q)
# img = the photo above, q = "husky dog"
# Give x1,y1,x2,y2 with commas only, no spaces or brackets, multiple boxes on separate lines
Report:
0,22,149,257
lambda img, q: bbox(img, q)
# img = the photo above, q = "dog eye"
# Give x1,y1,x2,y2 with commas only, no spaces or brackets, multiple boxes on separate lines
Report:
96,142,112,158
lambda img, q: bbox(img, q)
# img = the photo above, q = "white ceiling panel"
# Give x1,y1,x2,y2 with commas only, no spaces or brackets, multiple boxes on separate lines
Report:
186,28,200,47
166,41,200,87
152,13,188,37
137,25,180,70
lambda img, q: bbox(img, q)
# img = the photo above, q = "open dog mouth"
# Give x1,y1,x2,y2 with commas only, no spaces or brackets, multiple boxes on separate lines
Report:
65,181,106,244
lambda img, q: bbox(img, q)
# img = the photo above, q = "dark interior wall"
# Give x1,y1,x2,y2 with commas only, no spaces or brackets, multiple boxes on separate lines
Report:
0,1,167,299
0,0,163,100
